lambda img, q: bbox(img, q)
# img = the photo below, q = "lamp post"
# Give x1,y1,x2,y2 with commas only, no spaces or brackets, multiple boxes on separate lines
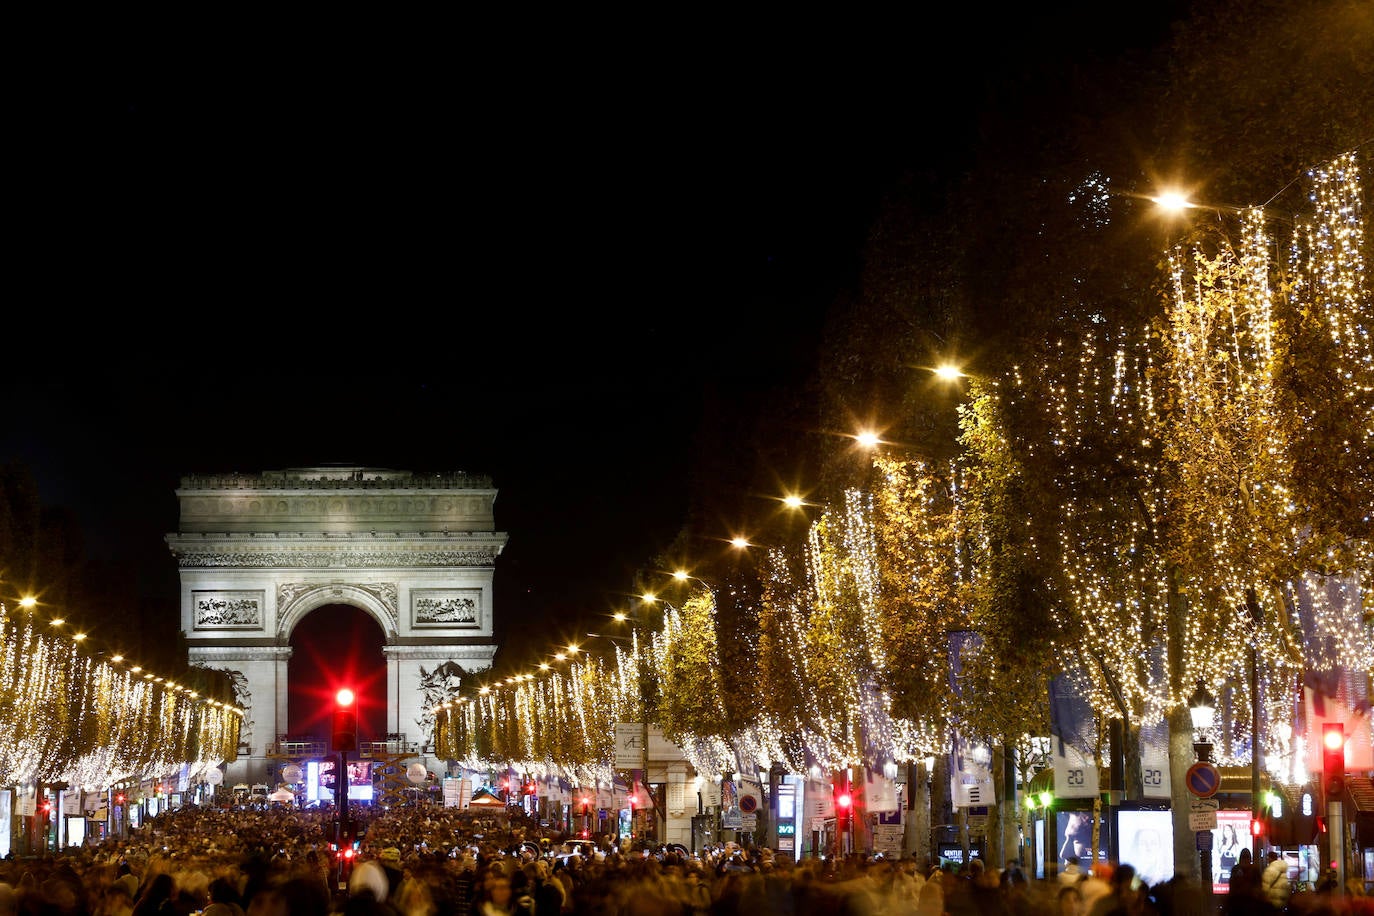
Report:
1190,679,1217,904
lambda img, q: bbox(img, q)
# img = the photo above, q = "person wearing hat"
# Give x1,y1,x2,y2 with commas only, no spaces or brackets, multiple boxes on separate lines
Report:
1261,851,1290,910
375,848,405,906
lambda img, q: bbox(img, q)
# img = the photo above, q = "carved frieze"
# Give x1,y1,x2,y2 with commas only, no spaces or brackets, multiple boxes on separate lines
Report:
412,589,481,628
194,591,265,629
175,548,500,568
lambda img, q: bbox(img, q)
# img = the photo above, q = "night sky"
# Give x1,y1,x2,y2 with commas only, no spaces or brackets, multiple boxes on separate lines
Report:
4,8,1194,697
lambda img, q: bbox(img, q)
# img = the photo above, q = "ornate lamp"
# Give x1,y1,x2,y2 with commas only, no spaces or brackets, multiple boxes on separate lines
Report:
1189,679,1217,762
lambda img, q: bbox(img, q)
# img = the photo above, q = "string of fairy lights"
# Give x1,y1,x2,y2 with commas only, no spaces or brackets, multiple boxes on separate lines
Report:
0,597,243,791
435,147,1370,791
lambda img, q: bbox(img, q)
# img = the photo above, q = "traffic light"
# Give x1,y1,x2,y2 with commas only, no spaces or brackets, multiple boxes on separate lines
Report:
332,688,358,753
1322,723,1346,799
833,776,854,828
1250,817,1265,839
115,793,126,805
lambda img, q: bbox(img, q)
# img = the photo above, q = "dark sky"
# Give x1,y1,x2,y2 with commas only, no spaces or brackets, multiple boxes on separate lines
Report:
4,9,1191,676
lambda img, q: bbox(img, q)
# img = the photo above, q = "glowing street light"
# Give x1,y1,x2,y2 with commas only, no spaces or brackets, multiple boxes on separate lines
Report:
934,364,965,381
1151,191,1195,214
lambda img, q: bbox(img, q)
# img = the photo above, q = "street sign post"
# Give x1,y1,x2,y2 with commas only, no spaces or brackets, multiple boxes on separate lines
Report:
1189,797,1219,831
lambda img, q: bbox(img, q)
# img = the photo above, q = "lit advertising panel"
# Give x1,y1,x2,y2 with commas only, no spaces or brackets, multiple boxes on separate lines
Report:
1117,809,1173,889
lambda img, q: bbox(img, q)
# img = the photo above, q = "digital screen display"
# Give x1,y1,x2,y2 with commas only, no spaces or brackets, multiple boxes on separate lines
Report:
1056,810,1108,868
308,761,373,802
1117,809,1174,889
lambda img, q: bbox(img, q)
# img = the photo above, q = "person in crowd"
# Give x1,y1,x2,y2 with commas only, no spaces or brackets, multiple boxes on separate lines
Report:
1087,863,1139,916
1230,848,1256,891
1059,883,1086,916
1060,856,1084,887
342,861,399,916
1079,862,1113,916
131,873,177,916
473,865,515,916
1218,825,1243,884
202,876,246,916
1261,851,1290,913
243,873,330,916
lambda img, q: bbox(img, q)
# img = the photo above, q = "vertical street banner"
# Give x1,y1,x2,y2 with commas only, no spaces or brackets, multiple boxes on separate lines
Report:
805,777,834,820
699,777,721,809
615,722,644,769
949,630,995,806
863,767,900,812
1141,750,1171,799
1049,670,1100,797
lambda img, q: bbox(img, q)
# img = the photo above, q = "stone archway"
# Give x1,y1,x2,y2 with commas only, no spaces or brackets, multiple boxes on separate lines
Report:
276,583,399,641
166,467,507,787
286,603,388,740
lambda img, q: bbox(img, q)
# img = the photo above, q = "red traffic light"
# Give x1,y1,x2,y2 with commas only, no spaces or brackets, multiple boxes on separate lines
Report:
1323,723,1346,798
1250,818,1264,837
835,791,852,810
115,794,126,805
332,688,359,753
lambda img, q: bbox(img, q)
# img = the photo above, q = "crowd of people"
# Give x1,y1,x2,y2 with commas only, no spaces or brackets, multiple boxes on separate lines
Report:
0,802,1369,916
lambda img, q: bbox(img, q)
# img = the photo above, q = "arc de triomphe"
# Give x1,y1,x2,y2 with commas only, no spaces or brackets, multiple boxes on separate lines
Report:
165,466,505,786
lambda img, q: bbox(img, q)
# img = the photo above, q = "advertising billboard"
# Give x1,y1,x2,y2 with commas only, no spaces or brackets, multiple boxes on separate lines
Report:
1116,809,1174,889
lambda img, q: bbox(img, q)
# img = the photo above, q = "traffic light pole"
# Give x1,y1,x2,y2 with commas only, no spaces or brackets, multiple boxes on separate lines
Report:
336,749,349,845
1323,723,1347,896
332,686,358,894
1329,799,1346,892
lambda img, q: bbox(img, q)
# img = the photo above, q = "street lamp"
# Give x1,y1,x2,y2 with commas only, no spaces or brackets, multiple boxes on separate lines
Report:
1189,679,1216,760
1190,679,1217,900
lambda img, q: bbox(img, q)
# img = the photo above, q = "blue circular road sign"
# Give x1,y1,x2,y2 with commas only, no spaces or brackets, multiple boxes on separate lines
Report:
1185,762,1220,798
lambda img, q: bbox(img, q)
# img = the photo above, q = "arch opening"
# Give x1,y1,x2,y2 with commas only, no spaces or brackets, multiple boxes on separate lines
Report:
287,603,387,743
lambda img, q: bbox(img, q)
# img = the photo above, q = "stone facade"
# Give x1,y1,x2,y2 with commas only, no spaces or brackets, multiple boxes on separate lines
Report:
166,467,506,786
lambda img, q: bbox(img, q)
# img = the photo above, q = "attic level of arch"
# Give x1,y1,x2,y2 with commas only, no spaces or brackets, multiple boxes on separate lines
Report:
180,469,493,489
175,469,499,536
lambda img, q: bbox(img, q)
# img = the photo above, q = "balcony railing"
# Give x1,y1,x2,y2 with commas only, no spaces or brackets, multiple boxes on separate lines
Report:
267,734,419,758
360,734,416,757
